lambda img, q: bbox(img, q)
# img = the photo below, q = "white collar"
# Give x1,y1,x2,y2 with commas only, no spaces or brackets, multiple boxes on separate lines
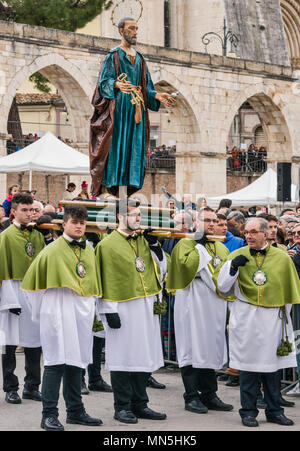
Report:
117,227,137,238
63,232,82,242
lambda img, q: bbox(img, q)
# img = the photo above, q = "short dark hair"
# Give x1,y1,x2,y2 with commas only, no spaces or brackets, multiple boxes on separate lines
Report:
11,193,33,209
258,213,278,223
118,17,135,31
218,198,232,209
280,208,295,216
217,214,227,221
67,183,76,189
63,205,88,222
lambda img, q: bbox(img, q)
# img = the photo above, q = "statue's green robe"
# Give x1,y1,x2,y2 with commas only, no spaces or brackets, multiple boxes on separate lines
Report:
99,47,160,190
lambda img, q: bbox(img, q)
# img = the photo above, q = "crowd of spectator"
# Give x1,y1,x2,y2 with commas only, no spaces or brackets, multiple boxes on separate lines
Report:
6,133,73,155
227,143,267,173
146,145,176,169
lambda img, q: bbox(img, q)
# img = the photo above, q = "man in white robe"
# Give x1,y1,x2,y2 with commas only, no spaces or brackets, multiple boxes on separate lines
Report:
217,217,300,427
167,207,233,415
21,205,103,431
0,193,44,405
96,198,167,424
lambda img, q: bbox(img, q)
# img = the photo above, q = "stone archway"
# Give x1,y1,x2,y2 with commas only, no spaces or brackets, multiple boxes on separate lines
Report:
1,54,94,202
225,88,293,193
226,88,293,167
153,78,202,196
3,53,93,149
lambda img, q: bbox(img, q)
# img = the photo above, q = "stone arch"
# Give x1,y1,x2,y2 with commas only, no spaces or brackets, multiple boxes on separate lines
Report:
226,87,293,168
151,75,202,195
280,0,300,66
4,53,93,148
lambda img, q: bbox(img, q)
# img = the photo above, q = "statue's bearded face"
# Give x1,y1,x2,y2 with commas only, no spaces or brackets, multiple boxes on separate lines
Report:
122,21,138,45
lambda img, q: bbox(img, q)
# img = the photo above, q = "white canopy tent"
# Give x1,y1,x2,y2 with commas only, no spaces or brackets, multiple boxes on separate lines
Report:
0,131,90,190
206,168,298,208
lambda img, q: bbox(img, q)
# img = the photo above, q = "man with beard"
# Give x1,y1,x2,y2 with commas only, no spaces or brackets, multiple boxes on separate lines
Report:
166,207,233,415
95,198,167,424
90,17,175,197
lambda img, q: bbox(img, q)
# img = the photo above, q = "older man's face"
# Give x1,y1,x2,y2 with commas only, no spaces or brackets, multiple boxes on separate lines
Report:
31,201,43,222
244,220,268,249
292,225,300,246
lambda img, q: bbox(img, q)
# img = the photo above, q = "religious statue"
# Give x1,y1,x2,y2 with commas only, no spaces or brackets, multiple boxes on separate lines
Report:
89,16,175,197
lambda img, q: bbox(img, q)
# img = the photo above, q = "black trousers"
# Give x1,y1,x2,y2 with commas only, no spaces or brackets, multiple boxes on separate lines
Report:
239,370,284,419
82,336,104,384
110,371,150,412
42,364,85,418
2,345,41,392
180,365,218,403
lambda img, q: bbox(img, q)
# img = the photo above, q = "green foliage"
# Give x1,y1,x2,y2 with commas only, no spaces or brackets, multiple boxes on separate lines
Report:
0,0,113,31
29,72,51,93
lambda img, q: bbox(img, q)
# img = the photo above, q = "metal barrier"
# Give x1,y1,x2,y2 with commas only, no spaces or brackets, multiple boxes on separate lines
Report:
146,156,175,171
227,156,267,173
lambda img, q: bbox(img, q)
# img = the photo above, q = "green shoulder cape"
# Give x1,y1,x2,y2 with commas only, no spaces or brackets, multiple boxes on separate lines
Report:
0,224,44,285
95,230,162,302
21,236,102,297
226,245,300,307
165,239,229,294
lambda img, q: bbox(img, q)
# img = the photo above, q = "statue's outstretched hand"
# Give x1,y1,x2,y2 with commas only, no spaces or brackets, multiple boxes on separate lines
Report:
155,92,176,107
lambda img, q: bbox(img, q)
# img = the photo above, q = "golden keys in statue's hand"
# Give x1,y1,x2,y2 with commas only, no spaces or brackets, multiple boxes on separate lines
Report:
115,73,135,94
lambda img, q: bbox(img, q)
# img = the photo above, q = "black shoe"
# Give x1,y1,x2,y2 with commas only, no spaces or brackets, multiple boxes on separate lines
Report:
146,376,166,389
217,374,229,382
185,399,208,414
88,378,113,393
132,407,167,420
225,376,240,387
242,416,259,427
81,382,89,395
5,391,22,404
266,414,294,426
279,396,295,407
114,410,138,424
202,396,234,411
66,411,102,426
22,388,42,401
41,416,64,431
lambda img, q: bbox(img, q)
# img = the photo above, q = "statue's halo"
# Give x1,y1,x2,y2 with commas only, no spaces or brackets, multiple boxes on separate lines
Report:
110,0,143,27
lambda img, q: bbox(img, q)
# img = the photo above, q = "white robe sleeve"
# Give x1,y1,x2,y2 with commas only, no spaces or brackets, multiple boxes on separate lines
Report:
0,280,22,312
97,299,119,314
195,244,217,293
217,260,239,296
26,289,46,321
150,246,167,283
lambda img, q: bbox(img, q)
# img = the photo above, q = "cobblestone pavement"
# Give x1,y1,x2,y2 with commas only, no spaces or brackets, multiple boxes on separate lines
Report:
0,353,299,432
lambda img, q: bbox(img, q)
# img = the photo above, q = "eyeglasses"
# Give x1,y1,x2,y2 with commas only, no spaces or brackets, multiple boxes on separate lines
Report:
292,231,300,236
244,230,263,236
126,212,141,218
32,208,41,212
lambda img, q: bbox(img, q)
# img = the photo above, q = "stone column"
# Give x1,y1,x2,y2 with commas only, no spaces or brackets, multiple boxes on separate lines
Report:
0,132,7,202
